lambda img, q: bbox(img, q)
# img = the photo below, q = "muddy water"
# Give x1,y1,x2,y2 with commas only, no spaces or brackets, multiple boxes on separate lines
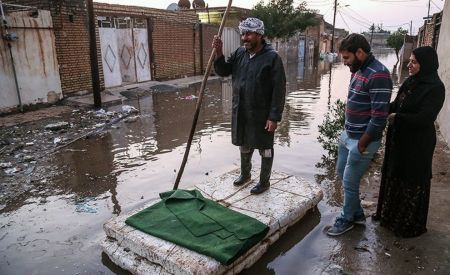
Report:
0,51,400,274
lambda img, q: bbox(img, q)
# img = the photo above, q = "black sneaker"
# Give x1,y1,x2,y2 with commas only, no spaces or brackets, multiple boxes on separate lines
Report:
327,217,354,236
353,213,366,225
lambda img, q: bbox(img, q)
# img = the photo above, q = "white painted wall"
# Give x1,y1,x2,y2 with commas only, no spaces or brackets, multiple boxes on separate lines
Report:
437,0,450,146
0,10,62,113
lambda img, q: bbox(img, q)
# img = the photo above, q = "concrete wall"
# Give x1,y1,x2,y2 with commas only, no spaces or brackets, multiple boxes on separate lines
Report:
398,35,416,70
0,10,62,113
437,0,450,146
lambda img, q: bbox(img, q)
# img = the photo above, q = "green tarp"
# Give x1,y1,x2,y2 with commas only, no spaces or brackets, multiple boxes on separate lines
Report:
125,189,269,265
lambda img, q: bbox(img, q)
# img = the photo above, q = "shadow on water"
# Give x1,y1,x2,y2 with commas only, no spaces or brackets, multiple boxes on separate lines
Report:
0,49,406,274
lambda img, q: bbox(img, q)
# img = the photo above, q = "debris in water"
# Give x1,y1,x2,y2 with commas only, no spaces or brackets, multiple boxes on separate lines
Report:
45,122,70,131
354,246,371,253
75,198,98,214
122,105,139,114
124,116,138,123
0,162,12,169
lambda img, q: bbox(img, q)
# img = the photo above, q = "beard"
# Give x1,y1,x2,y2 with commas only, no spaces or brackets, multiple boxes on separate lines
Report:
349,58,363,73
243,39,261,52
243,41,256,50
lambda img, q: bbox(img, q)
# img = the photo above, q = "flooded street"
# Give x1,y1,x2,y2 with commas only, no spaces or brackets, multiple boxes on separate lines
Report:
1,50,418,274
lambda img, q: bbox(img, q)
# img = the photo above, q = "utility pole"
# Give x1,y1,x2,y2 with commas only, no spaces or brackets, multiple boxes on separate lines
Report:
370,23,375,46
427,0,431,19
331,0,337,53
410,20,412,35
87,0,102,109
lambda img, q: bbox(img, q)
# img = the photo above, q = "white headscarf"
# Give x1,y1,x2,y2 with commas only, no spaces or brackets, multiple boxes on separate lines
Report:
238,17,264,35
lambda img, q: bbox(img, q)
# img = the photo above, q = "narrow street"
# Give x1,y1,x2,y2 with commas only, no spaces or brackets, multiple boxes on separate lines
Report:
1,51,450,274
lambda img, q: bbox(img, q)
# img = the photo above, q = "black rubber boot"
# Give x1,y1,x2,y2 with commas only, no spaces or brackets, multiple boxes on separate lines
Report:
233,151,253,186
250,155,273,194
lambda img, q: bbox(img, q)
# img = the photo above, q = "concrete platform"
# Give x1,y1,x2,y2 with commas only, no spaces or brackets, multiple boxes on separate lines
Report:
101,169,323,274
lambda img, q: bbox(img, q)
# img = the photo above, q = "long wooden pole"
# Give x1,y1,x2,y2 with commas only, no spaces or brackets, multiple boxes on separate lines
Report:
173,0,233,190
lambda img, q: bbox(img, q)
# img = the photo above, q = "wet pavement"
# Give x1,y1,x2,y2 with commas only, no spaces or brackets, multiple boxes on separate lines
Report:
1,50,450,274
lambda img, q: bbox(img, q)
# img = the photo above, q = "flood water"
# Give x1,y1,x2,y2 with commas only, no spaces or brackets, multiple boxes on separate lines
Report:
0,50,401,274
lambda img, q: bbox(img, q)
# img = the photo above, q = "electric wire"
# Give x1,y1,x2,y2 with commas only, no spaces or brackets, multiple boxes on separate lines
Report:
339,9,372,29
337,10,353,32
430,0,443,10
342,6,373,26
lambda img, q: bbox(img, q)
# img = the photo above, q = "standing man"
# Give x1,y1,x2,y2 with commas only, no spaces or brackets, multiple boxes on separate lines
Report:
212,17,286,194
327,34,393,236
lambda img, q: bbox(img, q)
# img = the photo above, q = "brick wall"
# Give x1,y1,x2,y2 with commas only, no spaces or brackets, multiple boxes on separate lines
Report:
94,3,215,80
4,0,93,96
422,22,435,47
200,24,219,73
4,1,219,94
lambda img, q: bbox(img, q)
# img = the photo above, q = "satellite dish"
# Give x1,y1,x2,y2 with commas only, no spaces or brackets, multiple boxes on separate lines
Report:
193,0,205,8
167,3,179,11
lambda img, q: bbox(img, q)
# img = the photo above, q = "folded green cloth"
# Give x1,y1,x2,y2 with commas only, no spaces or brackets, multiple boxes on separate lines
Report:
125,189,269,265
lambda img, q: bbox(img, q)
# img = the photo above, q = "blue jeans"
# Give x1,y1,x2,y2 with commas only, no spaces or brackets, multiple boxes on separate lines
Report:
336,131,381,222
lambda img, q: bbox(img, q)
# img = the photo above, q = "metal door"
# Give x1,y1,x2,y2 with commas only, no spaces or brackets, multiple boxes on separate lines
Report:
221,27,241,59
98,16,151,88
99,27,122,88
133,28,151,82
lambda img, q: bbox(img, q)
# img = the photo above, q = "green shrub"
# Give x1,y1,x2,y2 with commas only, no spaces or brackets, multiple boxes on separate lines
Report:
317,99,345,158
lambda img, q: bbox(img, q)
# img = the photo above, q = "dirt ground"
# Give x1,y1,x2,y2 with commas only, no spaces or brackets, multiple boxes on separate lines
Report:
0,104,137,210
1,103,450,274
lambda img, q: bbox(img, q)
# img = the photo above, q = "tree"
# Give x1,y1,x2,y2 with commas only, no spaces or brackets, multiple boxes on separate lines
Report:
251,0,317,40
387,27,409,66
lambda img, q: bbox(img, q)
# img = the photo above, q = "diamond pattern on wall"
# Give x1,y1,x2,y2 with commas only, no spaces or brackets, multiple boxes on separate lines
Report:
120,45,132,69
104,44,117,73
137,43,148,69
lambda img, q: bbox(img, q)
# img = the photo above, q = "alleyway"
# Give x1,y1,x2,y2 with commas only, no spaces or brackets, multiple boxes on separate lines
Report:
1,52,450,274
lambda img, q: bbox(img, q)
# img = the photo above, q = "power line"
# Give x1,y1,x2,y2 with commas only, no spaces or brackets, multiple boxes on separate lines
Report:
343,6,373,26
321,5,335,18
338,10,352,32
384,22,410,28
430,0,443,10
339,9,372,29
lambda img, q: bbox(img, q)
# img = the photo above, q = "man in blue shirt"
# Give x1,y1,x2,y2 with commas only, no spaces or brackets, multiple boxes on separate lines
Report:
327,34,393,236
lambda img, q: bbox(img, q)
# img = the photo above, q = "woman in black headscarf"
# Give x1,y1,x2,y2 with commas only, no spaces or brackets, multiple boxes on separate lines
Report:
375,46,445,238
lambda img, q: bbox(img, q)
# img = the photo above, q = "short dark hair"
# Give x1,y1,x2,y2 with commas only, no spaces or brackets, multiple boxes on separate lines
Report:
339,33,371,54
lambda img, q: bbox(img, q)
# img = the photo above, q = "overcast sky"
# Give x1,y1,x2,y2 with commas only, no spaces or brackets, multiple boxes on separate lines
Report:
97,0,445,34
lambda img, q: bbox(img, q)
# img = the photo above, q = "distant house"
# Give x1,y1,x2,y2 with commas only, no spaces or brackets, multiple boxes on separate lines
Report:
362,31,391,48
183,6,252,28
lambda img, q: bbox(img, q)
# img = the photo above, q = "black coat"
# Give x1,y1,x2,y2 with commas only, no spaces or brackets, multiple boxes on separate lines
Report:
214,43,286,149
384,71,445,182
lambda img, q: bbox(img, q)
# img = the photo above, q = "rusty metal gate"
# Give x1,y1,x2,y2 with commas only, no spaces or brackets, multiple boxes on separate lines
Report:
0,8,62,113
98,16,151,88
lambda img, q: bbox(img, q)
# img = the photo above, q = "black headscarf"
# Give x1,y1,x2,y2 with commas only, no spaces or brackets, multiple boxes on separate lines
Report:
412,46,439,79
399,46,440,93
